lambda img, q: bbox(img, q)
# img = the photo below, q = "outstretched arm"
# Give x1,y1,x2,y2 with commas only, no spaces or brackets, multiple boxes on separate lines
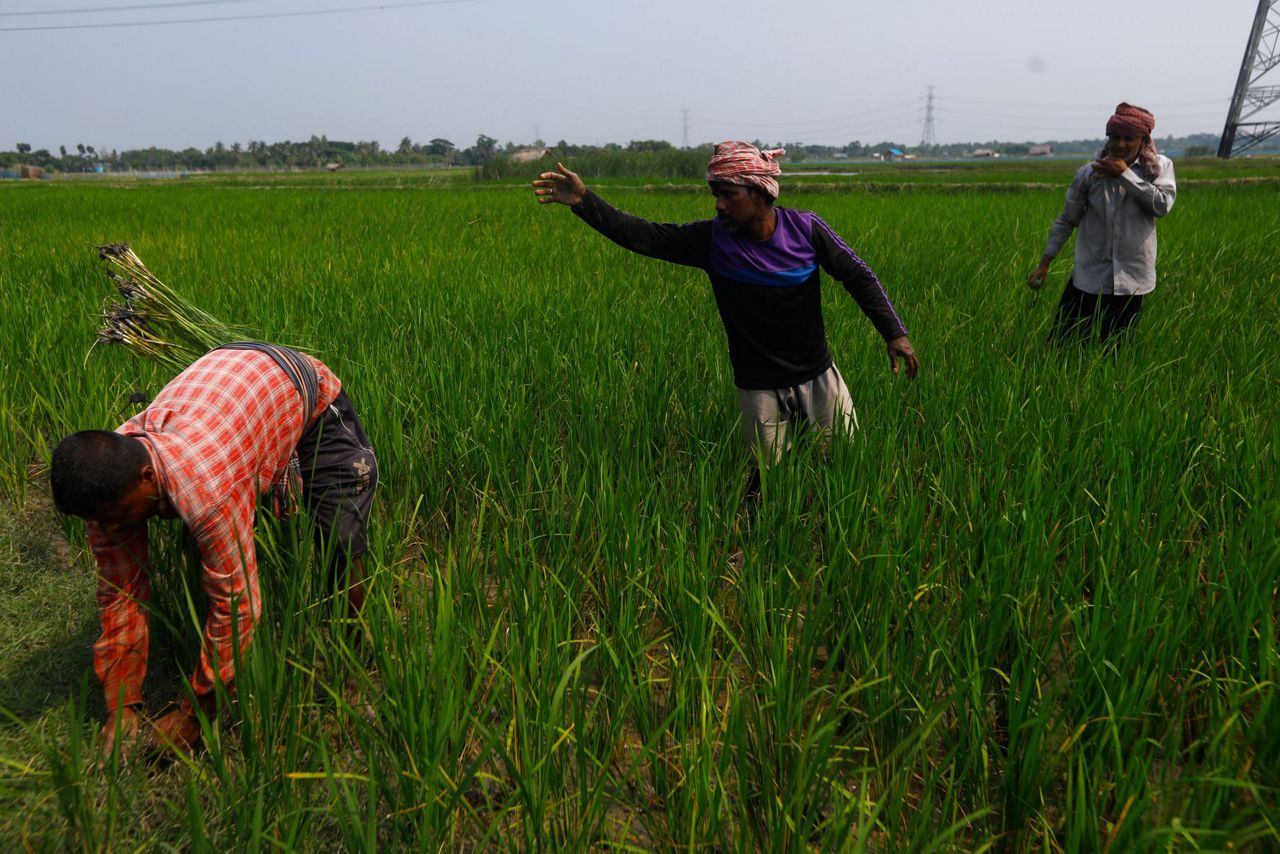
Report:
534,162,711,268
532,162,587,207
811,216,918,380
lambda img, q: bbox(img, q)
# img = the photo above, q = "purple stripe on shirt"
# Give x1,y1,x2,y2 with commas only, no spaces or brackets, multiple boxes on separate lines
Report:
812,216,907,335
708,208,818,280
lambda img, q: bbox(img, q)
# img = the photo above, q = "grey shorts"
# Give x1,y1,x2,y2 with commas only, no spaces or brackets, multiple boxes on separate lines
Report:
295,390,378,561
735,363,857,463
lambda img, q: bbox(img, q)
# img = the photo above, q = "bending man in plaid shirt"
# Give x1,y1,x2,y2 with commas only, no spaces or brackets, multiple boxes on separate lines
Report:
50,344,377,757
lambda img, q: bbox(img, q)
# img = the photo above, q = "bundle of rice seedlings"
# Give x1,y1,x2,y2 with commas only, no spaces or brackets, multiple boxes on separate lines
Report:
94,243,245,372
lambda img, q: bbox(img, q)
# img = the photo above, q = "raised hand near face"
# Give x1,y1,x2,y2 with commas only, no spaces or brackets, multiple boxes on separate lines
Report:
1091,156,1130,179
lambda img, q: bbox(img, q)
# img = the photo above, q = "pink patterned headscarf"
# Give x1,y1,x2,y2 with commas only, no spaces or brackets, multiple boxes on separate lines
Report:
1103,102,1160,174
1106,102,1155,138
706,141,786,200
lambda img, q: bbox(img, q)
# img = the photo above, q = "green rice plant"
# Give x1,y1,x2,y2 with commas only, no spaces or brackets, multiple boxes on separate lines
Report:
0,169,1276,849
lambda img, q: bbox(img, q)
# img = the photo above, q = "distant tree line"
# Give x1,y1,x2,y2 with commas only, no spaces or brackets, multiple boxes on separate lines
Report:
0,134,503,172
1,131,1225,176
478,132,1225,182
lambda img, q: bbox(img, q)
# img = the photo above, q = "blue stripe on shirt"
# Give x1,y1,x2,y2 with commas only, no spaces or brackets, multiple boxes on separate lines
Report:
717,264,816,287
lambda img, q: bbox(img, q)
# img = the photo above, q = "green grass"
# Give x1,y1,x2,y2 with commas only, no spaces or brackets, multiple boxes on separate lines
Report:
0,164,1276,849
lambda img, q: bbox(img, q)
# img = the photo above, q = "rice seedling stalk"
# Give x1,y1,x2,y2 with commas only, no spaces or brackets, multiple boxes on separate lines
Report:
94,243,244,370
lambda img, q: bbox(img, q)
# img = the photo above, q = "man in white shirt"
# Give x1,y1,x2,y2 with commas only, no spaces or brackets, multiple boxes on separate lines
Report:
1028,102,1177,345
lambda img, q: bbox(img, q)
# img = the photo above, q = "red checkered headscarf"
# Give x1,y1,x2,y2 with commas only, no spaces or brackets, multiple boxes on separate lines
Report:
1103,102,1160,174
707,141,785,201
1106,102,1155,138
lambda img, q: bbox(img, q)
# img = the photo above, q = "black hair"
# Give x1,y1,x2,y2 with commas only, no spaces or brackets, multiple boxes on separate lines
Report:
50,430,149,517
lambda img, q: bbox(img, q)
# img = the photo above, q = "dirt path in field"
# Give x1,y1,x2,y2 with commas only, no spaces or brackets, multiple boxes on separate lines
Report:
0,486,99,727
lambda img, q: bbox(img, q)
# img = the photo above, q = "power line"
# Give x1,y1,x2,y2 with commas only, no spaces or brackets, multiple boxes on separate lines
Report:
0,0,258,18
698,110,925,140
551,123,684,146
708,96,1233,133
0,0,475,31
700,101,924,131
936,96,1234,115
698,92,1231,135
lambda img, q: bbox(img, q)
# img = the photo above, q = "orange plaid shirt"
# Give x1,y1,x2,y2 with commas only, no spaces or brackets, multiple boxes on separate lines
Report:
86,348,340,712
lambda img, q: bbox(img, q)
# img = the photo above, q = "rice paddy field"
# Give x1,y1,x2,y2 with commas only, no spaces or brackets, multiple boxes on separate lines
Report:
0,160,1277,850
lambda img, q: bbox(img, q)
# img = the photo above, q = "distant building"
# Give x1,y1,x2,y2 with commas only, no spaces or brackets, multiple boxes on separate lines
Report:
883,147,906,162
20,164,46,179
325,162,343,172
970,149,1000,158
1028,144,1053,156
511,147,552,163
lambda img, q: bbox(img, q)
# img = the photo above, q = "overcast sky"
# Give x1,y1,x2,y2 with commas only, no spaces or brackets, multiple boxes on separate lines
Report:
0,0,1263,153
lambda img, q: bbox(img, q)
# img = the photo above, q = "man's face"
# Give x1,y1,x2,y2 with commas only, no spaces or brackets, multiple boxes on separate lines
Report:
85,466,165,535
711,182,768,233
1107,133,1141,162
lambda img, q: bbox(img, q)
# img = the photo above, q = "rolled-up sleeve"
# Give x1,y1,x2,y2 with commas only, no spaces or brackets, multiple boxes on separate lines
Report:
1120,159,1176,218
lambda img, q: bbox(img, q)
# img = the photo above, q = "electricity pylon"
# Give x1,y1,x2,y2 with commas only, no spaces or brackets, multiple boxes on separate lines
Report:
1219,0,1280,157
920,86,937,150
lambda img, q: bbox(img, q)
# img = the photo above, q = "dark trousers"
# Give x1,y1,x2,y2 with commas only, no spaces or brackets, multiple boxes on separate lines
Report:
295,390,378,574
1049,278,1145,347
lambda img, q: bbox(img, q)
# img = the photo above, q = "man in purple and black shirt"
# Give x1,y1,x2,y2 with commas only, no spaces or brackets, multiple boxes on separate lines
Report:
533,141,918,496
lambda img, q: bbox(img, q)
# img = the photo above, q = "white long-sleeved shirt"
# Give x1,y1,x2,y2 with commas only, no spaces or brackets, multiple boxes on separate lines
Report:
1042,155,1176,296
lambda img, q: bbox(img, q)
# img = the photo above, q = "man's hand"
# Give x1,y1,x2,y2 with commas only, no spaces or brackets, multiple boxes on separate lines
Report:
1091,156,1129,179
1027,263,1050,290
100,706,142,761
532,162,587,207
1028,253,1055,290
149,695,214,757
151,707,202,756
888,336,919,380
